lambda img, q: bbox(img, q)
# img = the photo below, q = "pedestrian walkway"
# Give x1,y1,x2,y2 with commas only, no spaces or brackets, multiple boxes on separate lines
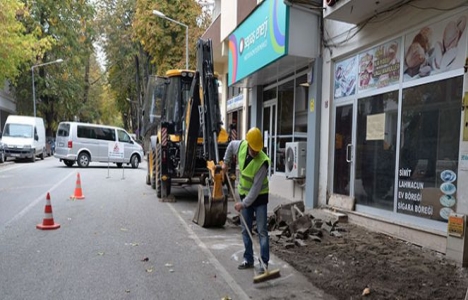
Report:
220,192,336,300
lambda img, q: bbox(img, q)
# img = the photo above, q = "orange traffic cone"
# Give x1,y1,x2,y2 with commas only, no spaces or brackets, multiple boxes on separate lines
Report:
70,172,85,200
37,193,60,230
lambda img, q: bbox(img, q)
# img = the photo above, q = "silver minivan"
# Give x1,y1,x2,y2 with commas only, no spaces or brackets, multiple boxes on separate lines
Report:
54,122,144,168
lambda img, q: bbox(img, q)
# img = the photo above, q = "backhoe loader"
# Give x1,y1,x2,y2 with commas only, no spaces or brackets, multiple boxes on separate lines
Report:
143,38,231,227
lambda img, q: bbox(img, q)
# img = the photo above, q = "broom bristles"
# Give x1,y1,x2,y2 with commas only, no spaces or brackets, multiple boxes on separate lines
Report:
253,268,281,284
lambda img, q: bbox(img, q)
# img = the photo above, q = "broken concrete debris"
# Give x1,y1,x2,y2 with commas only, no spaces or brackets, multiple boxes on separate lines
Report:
227,200,348,249
269,201,346,249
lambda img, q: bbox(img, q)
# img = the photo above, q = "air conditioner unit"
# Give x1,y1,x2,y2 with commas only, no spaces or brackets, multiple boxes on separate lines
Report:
285,142,307,179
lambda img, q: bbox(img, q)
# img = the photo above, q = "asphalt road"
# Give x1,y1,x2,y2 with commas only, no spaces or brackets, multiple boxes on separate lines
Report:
0,157,331,300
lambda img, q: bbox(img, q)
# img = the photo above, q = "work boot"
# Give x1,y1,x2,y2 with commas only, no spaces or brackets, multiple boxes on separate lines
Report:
238,261,254,269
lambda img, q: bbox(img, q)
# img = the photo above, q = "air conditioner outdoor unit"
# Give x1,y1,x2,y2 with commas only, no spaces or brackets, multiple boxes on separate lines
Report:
285,142,307,179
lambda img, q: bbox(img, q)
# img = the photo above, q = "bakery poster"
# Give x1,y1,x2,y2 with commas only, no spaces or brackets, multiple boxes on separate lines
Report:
334,56,357,99
358,39,401,92
403,13,467,81
397,167,458,222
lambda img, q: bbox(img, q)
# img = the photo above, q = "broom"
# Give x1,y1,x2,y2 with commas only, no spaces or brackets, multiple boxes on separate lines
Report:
225,173,281,284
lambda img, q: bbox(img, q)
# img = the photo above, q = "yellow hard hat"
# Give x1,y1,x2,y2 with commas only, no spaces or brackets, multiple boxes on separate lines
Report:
246,127,263,151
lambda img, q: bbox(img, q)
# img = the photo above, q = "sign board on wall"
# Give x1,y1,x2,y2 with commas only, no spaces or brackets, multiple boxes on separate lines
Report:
358,39,401,92
228,0,288,85
397,167,458,222
333,13,468,97
334,56,357,99
227,94,244,112
448,214,465,237
403,13,468,81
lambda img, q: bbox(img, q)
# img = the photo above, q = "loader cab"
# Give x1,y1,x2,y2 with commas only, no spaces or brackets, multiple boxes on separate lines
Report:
163,70,195,136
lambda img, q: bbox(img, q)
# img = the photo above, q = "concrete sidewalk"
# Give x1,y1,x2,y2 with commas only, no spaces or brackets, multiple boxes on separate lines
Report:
222,192,336,300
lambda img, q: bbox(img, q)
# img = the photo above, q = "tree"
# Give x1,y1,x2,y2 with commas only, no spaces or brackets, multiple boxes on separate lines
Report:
14,0,97,135
0,0,52,83
133,0,209,74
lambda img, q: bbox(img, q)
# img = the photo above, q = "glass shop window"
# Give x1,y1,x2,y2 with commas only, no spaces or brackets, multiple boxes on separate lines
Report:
397,76,462,222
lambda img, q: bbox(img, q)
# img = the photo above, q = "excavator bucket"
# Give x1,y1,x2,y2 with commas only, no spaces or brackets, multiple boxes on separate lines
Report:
193,185,227,227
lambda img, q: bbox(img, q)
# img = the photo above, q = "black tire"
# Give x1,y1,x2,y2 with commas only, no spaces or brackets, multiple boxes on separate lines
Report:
116,163,123,168
0,152,4,163
64,160,75,167
130,154,139,169
77,152,90,168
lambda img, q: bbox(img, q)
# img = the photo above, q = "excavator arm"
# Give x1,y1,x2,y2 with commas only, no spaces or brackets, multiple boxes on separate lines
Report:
192,39,228,227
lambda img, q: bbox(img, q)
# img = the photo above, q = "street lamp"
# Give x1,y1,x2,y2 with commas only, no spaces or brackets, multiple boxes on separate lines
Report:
152,9,189,70
31,58,64,117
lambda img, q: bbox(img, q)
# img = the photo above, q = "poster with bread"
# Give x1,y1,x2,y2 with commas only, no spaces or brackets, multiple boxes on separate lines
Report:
358,39,401,92
404,13,467,81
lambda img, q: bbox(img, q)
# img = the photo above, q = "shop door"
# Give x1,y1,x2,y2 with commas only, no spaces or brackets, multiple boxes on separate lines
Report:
263,100,277,177
333,103,355,196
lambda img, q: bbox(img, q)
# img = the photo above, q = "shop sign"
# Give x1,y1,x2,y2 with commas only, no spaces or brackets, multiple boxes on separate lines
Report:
227,94,244,112
448,214,464,238
334,56,357,99
358,39,401,92
397,166,457,222
228,0,288,85
403,13,468,81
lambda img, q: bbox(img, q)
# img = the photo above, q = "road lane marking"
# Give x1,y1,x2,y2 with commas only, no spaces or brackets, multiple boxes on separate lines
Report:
167,203,250,300
0,164,27,173
1,170,77,232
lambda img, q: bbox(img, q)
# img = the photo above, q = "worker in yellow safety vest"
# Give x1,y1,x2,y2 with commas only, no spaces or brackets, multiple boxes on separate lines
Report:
222,127,270,274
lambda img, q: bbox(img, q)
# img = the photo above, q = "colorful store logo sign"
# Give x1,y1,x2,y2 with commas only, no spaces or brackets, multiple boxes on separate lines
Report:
228,0,288,85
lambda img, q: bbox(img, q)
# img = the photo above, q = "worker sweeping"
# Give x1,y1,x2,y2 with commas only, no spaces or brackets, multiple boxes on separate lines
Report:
222,127,280,283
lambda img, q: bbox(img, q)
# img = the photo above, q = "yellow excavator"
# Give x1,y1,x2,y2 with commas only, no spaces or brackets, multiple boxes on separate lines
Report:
142,38,231,227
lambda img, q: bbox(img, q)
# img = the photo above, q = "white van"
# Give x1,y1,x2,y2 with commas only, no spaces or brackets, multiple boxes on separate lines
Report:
1,115,46,162
54,121,144,168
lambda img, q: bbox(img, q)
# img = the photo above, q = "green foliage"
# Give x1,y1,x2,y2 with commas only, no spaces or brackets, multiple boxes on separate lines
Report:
0,0,53,83
133,0,210,75
6,0,213,136
13,0,98,135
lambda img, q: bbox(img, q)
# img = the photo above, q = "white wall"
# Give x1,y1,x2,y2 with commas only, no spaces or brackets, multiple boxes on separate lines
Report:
220,1,237,41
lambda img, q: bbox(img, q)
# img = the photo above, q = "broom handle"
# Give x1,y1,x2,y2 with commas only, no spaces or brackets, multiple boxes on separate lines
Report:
225,173,268,271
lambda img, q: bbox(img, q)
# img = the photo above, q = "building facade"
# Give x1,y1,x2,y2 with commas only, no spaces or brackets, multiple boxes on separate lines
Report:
204,0,468,264
0,81,16,132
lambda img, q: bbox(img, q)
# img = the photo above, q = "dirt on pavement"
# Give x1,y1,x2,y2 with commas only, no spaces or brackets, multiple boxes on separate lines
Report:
270,216,468,300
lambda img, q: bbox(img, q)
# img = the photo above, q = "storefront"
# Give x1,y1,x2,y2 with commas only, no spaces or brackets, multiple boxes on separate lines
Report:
227,0,320,199
0,81,16,131
226,92,244,141
328,7,467,251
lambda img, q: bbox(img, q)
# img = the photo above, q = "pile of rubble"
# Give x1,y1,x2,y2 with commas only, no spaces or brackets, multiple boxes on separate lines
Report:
268,201,347,249
230,201,347,249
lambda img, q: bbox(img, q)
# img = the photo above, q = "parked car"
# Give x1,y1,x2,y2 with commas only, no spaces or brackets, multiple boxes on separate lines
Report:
1,115,46,162
54,121,144,168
